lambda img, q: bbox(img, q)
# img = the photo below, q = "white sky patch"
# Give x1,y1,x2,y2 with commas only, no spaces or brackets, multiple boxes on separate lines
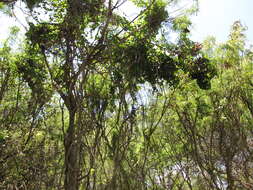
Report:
0,13,16,40
115,0,141,20
0,2,28,41
190,0,253,44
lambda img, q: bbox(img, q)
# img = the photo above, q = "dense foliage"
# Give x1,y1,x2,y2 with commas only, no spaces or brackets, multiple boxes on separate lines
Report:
0,0,252,190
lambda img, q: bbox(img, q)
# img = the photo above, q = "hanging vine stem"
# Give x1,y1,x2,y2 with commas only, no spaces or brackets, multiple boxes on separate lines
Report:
60,97,66,137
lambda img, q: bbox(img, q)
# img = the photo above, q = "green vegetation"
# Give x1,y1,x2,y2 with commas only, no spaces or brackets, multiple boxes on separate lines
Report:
0,0,252,189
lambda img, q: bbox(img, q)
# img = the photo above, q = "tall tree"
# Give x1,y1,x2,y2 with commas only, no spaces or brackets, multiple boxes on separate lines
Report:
1,0,216,189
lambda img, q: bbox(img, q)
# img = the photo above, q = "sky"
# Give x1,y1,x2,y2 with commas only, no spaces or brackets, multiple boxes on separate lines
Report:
190,0,253,44
0,0,253,44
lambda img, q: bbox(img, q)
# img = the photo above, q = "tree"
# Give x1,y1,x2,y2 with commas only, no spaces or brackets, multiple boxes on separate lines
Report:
0,0,216,189
157,21,253,189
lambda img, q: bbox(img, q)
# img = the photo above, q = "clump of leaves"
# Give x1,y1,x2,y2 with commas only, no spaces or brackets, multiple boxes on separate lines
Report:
16,47,52,107
189,57,216,89
26,22,60,51
144,1,168,33
23,0,44,10
112,36,216,90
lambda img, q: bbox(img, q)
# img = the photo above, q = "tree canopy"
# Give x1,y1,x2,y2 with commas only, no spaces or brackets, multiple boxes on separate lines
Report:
0,0,252,190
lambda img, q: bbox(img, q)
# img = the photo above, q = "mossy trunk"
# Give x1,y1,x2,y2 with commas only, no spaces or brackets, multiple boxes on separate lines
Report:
64,110,79,190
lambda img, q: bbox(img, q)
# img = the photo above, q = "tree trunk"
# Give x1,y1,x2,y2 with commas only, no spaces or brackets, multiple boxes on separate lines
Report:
226,161,234,190
64,110,79,190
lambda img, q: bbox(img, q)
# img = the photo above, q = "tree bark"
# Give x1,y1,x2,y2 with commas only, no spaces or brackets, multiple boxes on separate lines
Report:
0,69,10,105
226,161,234,190
64,109,79,190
